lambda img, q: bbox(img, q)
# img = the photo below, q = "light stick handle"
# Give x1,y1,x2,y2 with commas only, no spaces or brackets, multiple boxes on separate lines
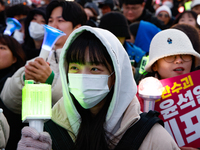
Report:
143,98,156,112
29,119,44,133
39,48,50,61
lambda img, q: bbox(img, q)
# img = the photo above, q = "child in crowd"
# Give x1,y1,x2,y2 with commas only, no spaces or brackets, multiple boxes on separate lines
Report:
17,26,180,150
138,29,200,150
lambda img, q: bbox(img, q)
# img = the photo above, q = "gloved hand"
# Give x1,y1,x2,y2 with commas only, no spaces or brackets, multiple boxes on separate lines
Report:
17,126,52,150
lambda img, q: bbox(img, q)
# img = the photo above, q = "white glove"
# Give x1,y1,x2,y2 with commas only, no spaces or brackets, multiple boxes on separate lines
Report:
17,126,52,150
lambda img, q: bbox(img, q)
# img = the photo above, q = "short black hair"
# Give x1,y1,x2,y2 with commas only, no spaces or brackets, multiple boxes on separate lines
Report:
46,0,87,28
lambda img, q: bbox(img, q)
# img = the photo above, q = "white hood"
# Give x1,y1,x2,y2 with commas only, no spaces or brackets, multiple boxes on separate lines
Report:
59,26,138,136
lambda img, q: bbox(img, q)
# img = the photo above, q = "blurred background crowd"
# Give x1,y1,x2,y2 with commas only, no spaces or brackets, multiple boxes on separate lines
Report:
0,0,200,149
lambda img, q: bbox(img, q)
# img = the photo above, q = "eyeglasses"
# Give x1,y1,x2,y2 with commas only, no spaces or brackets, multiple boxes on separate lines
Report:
158,13,169,18
163,54,192,63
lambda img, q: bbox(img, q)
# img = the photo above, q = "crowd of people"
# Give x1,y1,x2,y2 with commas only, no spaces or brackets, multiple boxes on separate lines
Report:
0,0,200,149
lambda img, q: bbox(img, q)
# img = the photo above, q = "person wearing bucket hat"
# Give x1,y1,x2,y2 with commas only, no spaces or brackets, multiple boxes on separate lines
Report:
191,0,200,15
99,11,130,44
144,29,200,79
138,28,200,150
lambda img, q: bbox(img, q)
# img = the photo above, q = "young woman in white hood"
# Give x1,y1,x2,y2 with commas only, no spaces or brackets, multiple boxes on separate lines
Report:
17,26,180,150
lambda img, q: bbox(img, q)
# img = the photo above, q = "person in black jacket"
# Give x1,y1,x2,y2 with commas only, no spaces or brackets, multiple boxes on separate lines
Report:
121,0,167,29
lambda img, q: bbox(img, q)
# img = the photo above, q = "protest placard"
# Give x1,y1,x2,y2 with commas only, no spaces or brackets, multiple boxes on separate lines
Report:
155,69,200,147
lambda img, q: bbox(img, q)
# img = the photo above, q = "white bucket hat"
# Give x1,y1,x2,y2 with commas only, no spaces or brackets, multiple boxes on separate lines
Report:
145,29,200,72
191,0,200,8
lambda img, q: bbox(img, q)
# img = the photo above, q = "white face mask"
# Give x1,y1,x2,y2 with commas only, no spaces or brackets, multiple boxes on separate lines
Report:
68,73,114,109
29,22,45,41
13,30,24,44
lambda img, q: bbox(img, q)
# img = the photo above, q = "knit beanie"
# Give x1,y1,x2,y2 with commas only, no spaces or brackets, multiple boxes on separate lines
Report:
191,0,200,8
145,29,200,72
155,5,172,18
99,12,130,39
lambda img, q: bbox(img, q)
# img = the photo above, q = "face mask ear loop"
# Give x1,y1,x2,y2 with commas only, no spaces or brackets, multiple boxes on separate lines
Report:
108,71,115,78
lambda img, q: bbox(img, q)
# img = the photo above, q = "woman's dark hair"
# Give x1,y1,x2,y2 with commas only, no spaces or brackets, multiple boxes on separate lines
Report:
0,34,26,71
171,23,200,54
66,31,114,72
46,0,87,28
173,10,200,29
65,31,115,150
24,6,47,47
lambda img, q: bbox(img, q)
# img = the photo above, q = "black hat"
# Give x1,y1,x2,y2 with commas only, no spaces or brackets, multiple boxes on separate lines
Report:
99,12,130,39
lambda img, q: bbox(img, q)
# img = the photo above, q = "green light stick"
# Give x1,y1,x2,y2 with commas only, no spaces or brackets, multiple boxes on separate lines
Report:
22,80,52,132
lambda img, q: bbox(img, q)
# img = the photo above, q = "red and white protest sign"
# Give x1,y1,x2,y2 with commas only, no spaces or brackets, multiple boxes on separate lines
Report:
155,70,200,148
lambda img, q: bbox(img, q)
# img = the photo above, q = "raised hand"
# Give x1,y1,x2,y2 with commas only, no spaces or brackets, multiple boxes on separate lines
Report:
25,58,52,83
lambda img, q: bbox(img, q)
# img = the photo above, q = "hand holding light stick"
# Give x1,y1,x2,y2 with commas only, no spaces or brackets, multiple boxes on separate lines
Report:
138,77,163,112
22,80,52,132
39,25,66,61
